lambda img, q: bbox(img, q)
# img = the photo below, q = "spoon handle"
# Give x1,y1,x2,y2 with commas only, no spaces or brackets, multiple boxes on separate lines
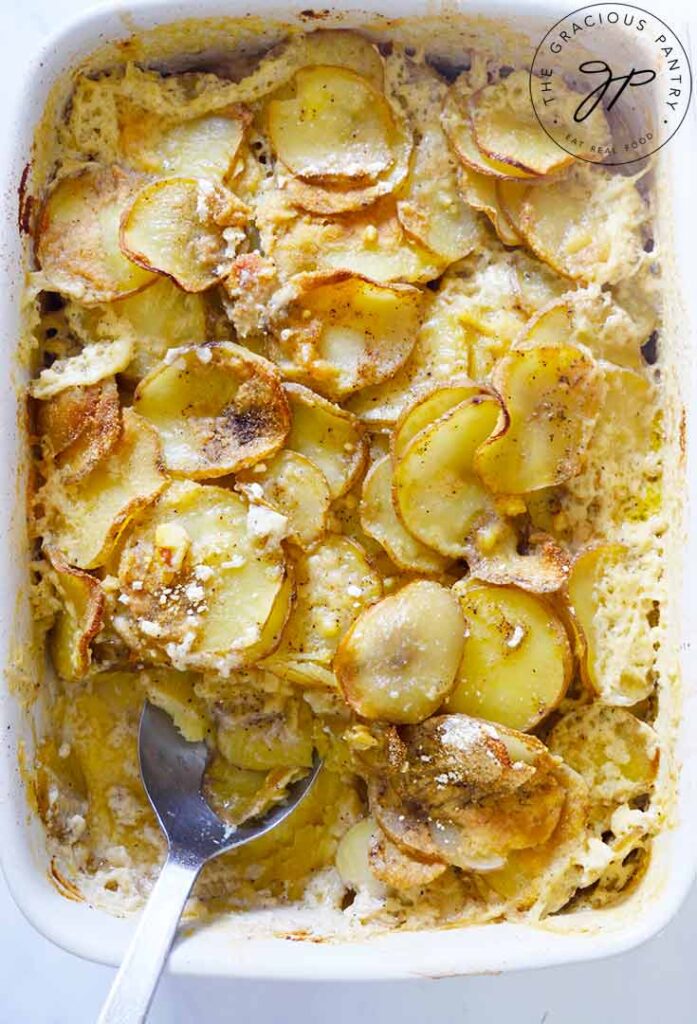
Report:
97,851,201,1024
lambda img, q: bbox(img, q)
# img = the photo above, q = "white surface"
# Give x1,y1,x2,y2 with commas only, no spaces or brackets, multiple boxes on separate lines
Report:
1,0,696,1019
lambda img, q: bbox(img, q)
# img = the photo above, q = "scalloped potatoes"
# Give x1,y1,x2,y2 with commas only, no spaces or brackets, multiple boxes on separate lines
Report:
27,23,668,941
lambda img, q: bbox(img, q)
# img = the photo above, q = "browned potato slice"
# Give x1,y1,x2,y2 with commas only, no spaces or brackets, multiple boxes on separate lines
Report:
466,524,571,595
548,705,659,804
518,163,646,285
45,547,105,681
269,534,382,671
40,409,167,570
392,378,490,460
458,166,522,246
442,89,539,181
393,395,503,557
122,112,247,182
120,177,248,292
36,165,157,303
369,717,566,871
475,345,603,494
369,827,447,890
567,544,655,706
335,581,465,723
36,380,122,482
29,337,133,400
485,762,588,912
446,580,572,731
468,72,578,176
360,457,448,575
397,126,482,262
268,66,396,183
269,272,423,400
134,342,290,478
236,450,331,549
258,192,444,285
281,121,411,216
115,480,290,671
284,383,367,498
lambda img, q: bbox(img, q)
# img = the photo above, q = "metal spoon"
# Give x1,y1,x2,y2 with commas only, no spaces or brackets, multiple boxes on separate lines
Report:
98,701,322,1024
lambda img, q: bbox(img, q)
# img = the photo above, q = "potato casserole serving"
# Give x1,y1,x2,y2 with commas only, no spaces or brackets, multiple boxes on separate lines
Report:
21,18,678,938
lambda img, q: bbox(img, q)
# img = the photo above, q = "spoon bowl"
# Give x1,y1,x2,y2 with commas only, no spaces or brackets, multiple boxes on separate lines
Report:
98,701,323,1024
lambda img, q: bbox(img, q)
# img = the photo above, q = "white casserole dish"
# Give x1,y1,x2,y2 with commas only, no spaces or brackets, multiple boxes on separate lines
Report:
1,0,696,980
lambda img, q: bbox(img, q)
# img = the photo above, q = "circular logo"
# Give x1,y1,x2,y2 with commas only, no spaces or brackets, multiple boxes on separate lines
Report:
530,3,692,165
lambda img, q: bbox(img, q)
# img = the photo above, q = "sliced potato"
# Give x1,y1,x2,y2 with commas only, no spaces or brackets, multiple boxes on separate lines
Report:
216,692,313,771
36,380,122,482
261,657,337,691
335,581,465,724
475,345,603,494
29,337,133,400
469,71,575,176
45,547,105,681
115,480,290,672
298,30,384,87
257,192,443,285
515,301,574,349
142,667,210,742
284,383,366,498
567,544,655,706
269,534,382,670
517,295,645,370
458,166,522,246
360,456,448,575
281,117,411,216
269,272,423,400
36,165,157,303
548,705,659,805
446,580,572,731
442,89,539,181
495,178,529,237
109,277,208,380
41,409,167,570
134,342,290,478
466,524,571,594
397,125,482,262
237,450,331,549
392,378,490,460
335,818,385,896
485,762,589,912
518,163,646,285
393,395,503,558
122,111,247,182
510,248,570,315
369,827,447,891
369,717,566,871
346,272,502,427
268,65,396,183
120,177,248,292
